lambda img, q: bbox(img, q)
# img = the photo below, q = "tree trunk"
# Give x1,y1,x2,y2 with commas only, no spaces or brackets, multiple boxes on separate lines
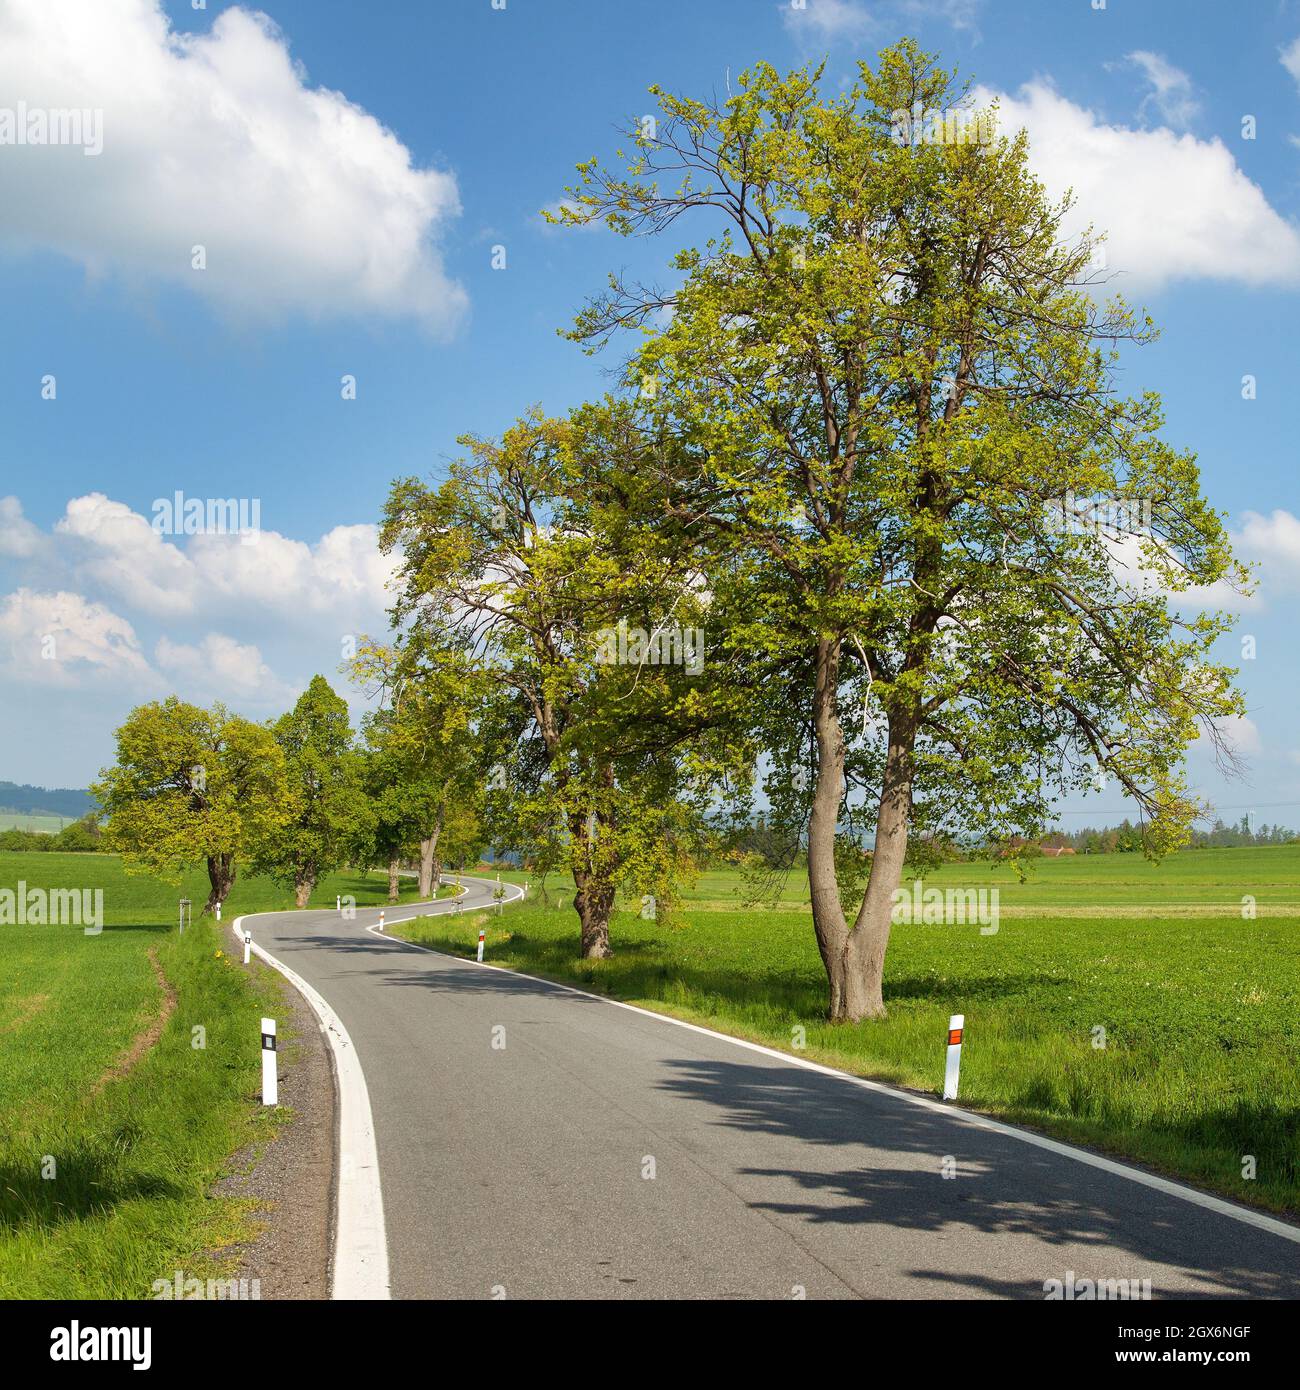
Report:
418,815,443,899
387,855,400,903
806,635,916,1022
843,717,915,1020
294,872,314,909
569,802,614,960
204,853,236,915
574,874,615,959
807,637,854,1014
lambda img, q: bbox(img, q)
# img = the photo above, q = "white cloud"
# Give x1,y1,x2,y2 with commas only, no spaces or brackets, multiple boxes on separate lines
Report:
0,496,44,558
0,0,466,332
1232,509,1300,592
781,0,979,41
192,522,398,623
1202,714,1261,758
977,80,1300,291
51,492,397,628
0,588,154,686
156,632,295,704
781,0,874,39
56,493,194,616
1123,51,1199,130
1281,37,1300,90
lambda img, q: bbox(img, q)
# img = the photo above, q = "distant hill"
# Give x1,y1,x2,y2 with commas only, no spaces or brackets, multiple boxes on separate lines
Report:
0,782,96,818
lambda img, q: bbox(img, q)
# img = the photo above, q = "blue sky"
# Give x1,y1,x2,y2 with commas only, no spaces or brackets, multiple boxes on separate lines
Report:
2,0,1300,834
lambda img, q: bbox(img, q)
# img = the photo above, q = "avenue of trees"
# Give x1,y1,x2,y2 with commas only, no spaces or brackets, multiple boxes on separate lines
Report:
93,676,487,917
92,42,1248,1022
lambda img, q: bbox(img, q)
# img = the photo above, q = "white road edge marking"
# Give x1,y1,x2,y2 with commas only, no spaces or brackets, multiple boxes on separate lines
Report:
233,911,391,1301
368,880,1300,1249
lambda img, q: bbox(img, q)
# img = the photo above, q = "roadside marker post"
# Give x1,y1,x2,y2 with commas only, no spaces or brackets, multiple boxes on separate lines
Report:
476,925,486,963
261,1017,278,1106
943,1014,965,1101
336,894,341,912
243,930,251,965
178,898,191,935
378,911,385,932
215,902,221,922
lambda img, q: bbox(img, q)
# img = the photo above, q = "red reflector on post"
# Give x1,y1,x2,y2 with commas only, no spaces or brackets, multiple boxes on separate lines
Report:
947,1028,963,1046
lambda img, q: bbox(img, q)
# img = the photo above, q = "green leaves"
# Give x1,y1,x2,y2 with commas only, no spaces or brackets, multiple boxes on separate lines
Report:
250,676,368,898
93,698,289,901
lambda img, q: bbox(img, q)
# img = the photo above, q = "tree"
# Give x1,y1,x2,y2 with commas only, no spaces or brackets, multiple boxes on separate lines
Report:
94,697,289,914
52,814,102,852
251,676,370,907
349,636,488,900
557,41,1248,1017
380,405,737,957
353,724,425,903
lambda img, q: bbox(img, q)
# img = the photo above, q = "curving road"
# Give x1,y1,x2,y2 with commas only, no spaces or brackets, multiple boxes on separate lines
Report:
240,877,1300,1301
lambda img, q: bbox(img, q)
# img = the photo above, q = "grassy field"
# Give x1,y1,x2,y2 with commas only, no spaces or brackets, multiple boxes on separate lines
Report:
0,813,69,833
404,847,1300,1218
499,846,1300,912
0,852,426,1298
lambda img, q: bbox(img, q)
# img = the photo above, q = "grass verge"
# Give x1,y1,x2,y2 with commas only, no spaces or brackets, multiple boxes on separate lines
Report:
0,917,290,1297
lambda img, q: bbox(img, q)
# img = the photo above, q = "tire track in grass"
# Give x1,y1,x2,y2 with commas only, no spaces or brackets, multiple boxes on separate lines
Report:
90,947,176,1096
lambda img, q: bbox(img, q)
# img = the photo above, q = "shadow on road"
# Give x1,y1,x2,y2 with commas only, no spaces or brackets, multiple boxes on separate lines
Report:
652,1056,1300,1298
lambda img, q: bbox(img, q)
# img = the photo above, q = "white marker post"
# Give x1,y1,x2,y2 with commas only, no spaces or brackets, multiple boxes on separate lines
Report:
476,926,486,963
943,1014,965,1101
178,898,191,935
243,930,252,965
215,902,221,922
378,910,385,932
261,1017,278,1106
336,894,341,912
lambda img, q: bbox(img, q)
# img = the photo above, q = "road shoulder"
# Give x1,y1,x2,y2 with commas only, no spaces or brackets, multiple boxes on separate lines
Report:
211,921,334,1300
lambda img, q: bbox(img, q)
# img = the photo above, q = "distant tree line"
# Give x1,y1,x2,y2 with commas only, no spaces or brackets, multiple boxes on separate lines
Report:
1038,816,1297,854
714,812,1297,866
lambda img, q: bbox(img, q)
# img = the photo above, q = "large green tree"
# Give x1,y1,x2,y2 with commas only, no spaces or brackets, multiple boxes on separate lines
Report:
94,697,289,914
557,41,1248,1018
251,675,370,907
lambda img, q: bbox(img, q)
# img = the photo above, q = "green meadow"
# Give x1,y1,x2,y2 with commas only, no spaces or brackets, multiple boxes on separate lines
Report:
404,847,1300,1218
0,812,69,834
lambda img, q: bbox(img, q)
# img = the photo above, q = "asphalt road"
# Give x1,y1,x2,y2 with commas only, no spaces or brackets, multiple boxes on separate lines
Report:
249,880,1300,1300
